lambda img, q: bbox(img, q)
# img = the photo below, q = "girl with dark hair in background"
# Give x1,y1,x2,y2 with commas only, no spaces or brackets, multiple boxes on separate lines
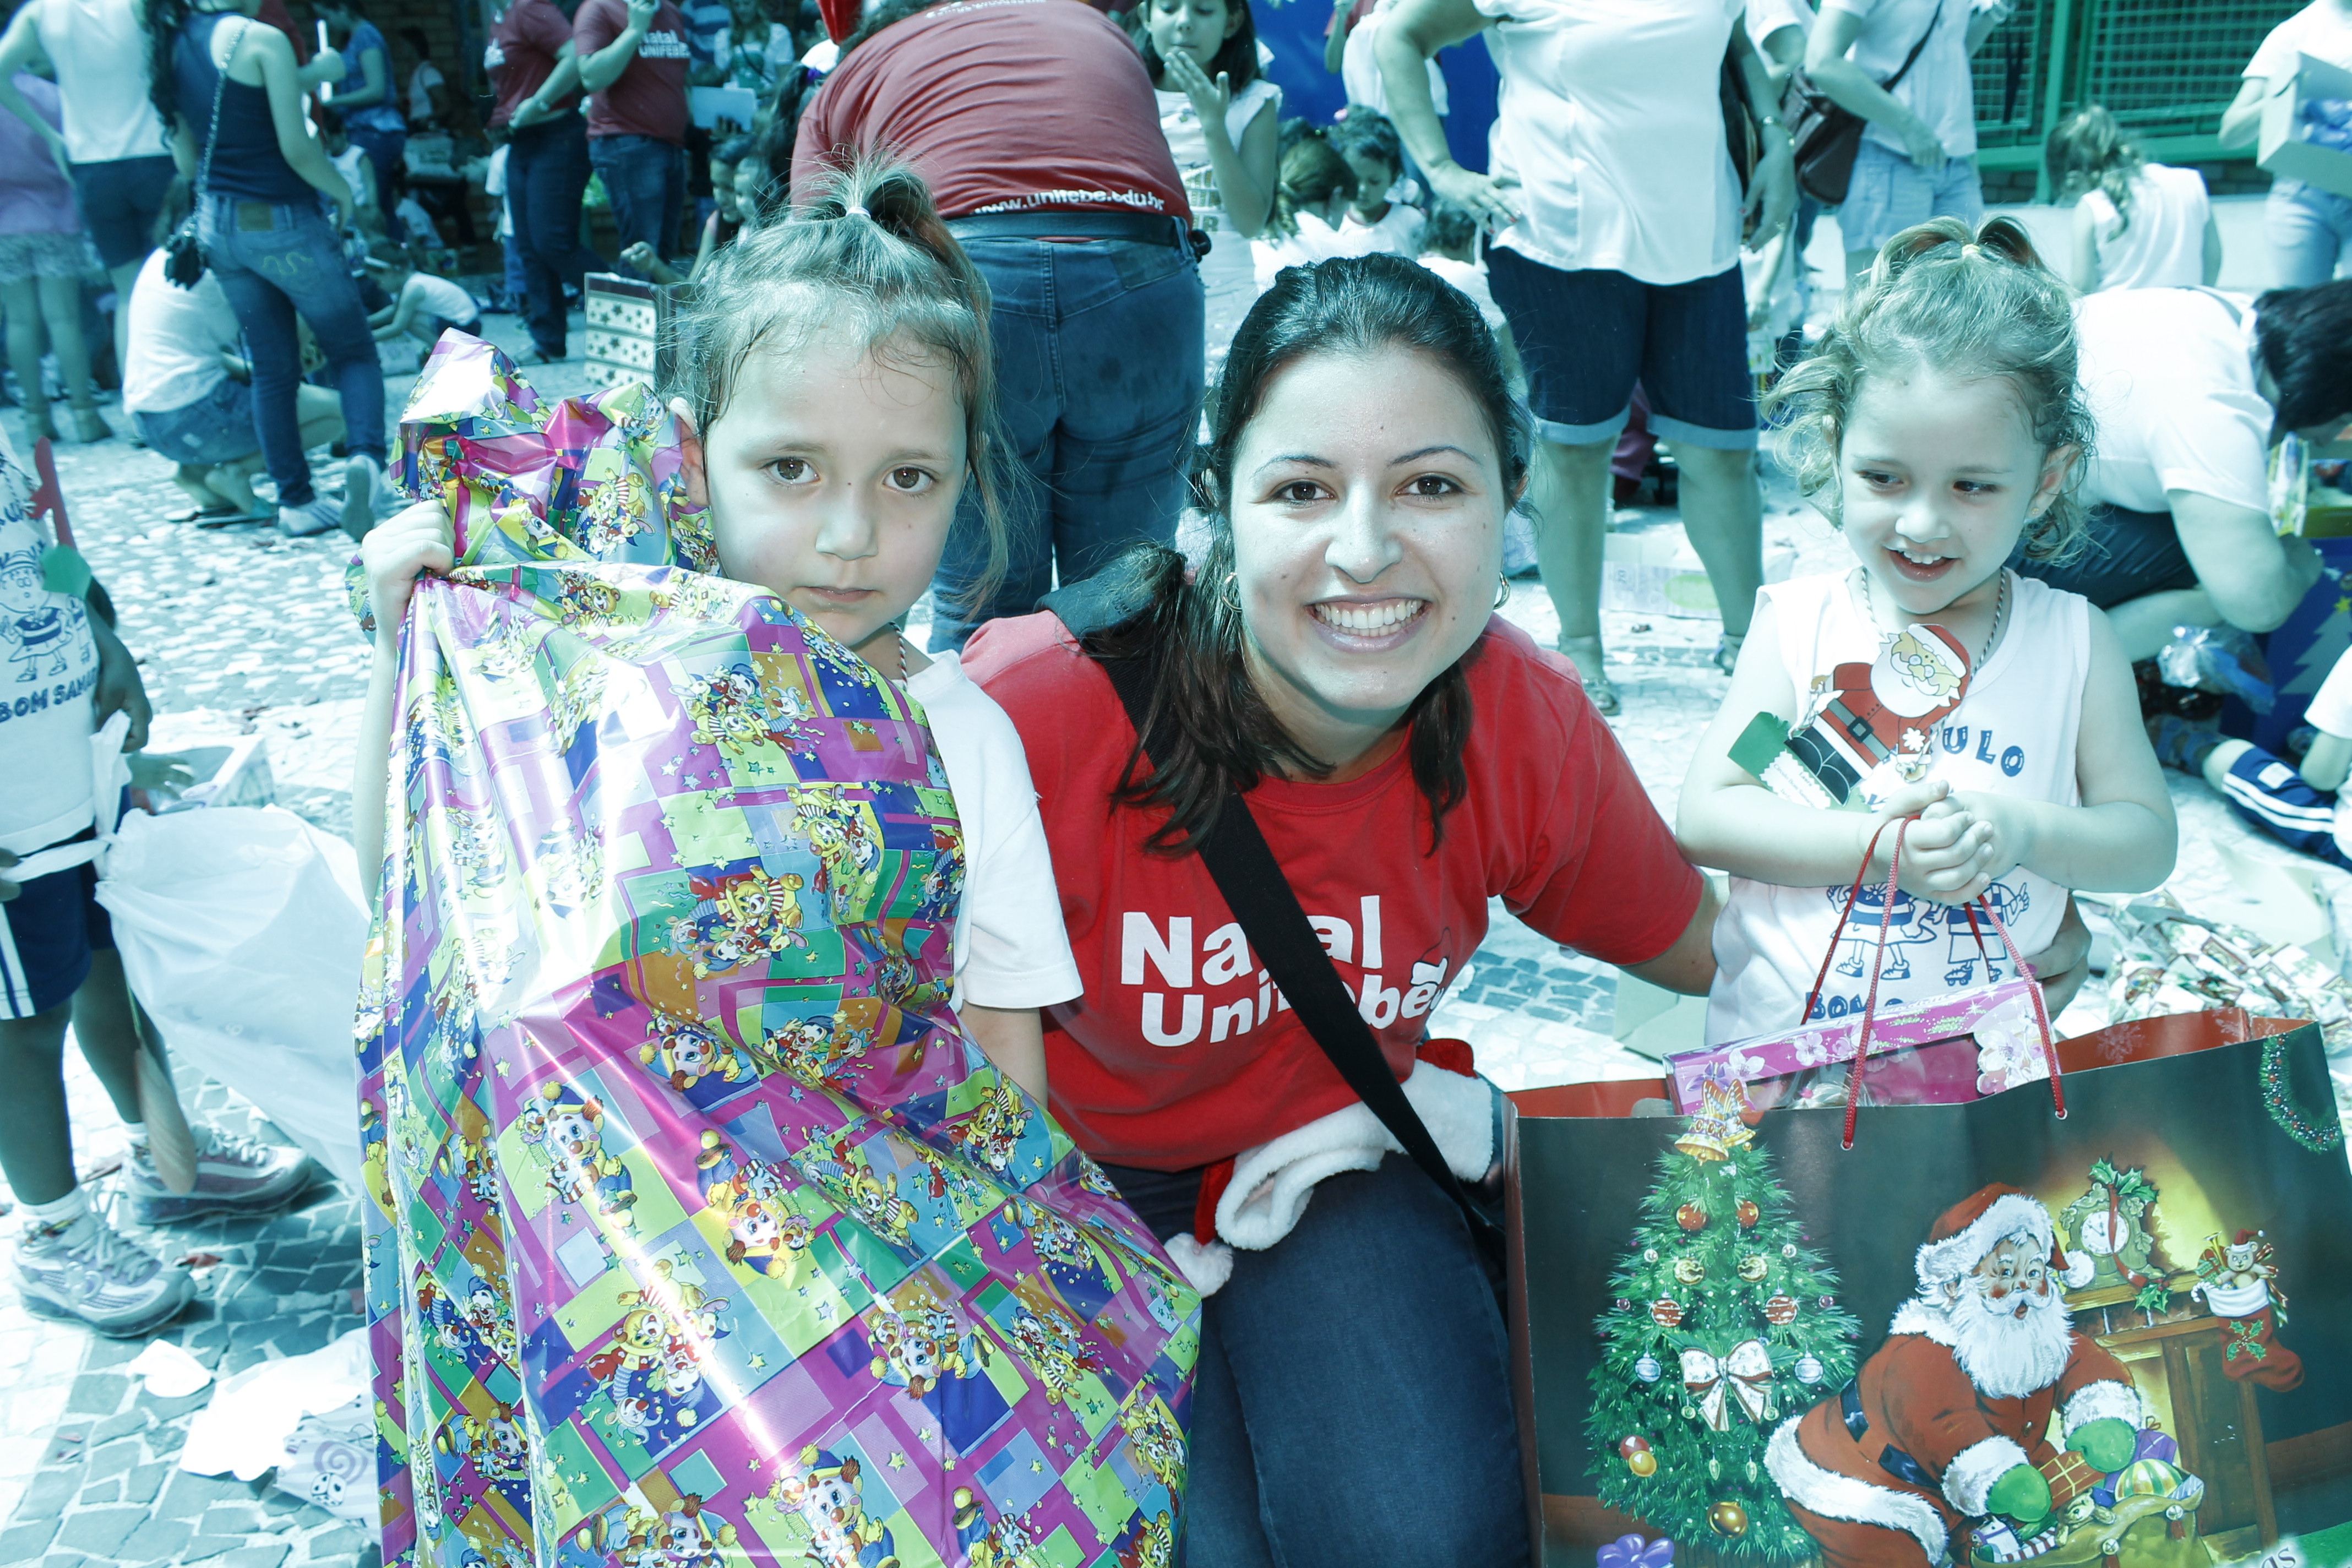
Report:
1250,130,1356,288
963,253,1719,1566
313,0,406,228
148,0,389,541
1144,0,1278,371
2044,105,2219,293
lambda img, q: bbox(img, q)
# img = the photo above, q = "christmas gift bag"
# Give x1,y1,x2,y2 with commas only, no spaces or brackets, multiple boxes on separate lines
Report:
1508,1009,2352,1568
360,336,1200,1568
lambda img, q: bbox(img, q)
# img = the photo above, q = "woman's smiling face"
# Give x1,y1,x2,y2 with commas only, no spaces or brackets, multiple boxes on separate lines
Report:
1225,345,1509,754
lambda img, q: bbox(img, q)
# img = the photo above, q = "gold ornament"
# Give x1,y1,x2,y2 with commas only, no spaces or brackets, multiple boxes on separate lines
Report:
1674,1256,1707,1284
1710,1501,1750,1538
1738,1254,1769,1282
1674,1072,1757,1161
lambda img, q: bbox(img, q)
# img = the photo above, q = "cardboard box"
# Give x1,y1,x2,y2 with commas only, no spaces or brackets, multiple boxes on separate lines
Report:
1599,524,1795,619
582,273,688,393
2259,53,2352,202
690,85,759,130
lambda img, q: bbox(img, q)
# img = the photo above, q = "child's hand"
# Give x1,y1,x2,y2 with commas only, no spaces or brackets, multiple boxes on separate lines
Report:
1861,780,1993,903
1162,46,1233,128
364,499,456,645
90,616,152,753
1941,790,2032,887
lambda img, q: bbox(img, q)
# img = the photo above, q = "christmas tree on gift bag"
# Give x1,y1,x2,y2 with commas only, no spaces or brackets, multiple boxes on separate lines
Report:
1587,1075,1863,1561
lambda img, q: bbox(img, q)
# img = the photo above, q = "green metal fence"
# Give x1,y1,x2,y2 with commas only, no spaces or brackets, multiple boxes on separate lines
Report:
1970,0,2301,174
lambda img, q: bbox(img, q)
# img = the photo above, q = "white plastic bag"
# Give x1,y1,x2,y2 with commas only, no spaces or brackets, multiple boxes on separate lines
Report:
87,717,367,1191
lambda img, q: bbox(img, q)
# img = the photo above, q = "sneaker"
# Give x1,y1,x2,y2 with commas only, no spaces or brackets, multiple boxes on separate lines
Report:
126,1130,316,1227
14,1215,197,1337
278,495,342,537
342,453,385,540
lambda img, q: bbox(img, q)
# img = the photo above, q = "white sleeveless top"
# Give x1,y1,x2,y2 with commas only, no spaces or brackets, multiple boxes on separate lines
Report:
1157,77,1280,287
1706,571,2089,1046
2083,164,2210,292
35,0,170,163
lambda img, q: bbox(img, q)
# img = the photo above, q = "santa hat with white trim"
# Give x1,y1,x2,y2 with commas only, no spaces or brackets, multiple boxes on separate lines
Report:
1914,1183,2065,1288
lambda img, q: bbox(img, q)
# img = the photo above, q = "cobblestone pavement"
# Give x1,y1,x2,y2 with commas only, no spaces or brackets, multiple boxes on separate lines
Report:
4,301,2339,1563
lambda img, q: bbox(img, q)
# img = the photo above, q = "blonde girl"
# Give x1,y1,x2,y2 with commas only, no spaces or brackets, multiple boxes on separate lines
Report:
355,160,1079,1099
1679,217,2176,1045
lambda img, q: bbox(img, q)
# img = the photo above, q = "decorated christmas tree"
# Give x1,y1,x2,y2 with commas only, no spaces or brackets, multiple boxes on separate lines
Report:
1586,1076,1863,1561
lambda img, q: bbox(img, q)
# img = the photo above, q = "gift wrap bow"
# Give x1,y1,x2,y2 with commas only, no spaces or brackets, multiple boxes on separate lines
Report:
1681,1339,1774,1429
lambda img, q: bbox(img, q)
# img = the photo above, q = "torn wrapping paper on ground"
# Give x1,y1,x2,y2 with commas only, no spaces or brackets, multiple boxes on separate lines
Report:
125,1340,214,1400
361,335,1199,1568
181,1326,371,1526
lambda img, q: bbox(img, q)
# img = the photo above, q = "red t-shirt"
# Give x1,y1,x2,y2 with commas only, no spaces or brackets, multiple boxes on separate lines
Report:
573,0,690,143
964,612,1703,1170
489,0,578,130
791,0,1189,221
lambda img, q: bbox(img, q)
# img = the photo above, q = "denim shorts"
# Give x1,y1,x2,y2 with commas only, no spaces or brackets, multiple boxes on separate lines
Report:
69,154,178,271
134,375,261,467
1837,137,1985,255
1485,247,1756,448
1,840,111,1020
2008,503,2196,608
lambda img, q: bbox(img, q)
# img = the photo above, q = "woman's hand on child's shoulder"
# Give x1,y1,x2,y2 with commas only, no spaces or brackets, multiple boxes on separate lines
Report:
363,499,456,646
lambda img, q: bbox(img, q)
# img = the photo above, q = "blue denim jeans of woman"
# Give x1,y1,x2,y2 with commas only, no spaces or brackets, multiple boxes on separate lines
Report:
927,232,1205,650
509,117,602,356
198,194,385,507
345,122,406,231
589,133,685,279
2267,179,2352,287
1099,1155,1529,1567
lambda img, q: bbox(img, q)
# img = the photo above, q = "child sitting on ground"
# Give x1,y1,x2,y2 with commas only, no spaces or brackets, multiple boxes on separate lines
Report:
1252,132,1358,292
369,248,482,367
2156,663,2352,869
1678,218,2177,1042
1327,109,1425,258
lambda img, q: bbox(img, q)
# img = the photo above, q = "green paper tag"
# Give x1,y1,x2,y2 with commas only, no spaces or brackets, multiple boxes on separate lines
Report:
1729,710,1790,779
40,544,91,601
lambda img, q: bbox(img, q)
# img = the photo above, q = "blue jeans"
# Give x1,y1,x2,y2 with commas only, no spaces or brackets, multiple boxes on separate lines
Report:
345,122,405,231
928,233,1204,650
198,194,384,507
1837,137,1985,254
2266,181,2352,287
589,133,685,279
510,117,603,355
1101,1155,1527,1567
2009,503,2197,608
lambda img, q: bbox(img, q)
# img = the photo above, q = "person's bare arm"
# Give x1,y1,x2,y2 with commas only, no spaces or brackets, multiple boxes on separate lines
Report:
1620,880,1722,997
1757,20,1805,86
372,281,421,339
1325,0,1351,74
1964,1,2005,54
2302,729,2352,792
2218,74,2273,151
963,1003,1048,1103
2202,214,2223,284
253,26,357,226
355,502,456,902
1379,0,1517,225
1805,6,1950,172
509,43,580,127
300,44,347,89
1732,21,1795,243
2069,199,2100,293
334,34,392,107
2170,488,2324,633
0,8,68,179
1163,52,1276,238
580,0,659,94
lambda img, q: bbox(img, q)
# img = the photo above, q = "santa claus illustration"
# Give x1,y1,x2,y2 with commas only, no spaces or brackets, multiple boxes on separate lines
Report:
1765,1184,2144,1568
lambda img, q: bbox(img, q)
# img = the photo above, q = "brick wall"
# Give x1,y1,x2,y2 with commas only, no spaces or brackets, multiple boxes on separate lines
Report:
1980,157,2272,204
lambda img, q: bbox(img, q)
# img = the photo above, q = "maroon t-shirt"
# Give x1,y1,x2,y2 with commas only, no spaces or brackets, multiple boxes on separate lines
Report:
573,0,691,144
488,0,578,130
792,0,1189,221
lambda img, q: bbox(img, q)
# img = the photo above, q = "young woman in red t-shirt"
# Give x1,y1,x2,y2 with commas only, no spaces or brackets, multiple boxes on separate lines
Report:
963,253,1719,1566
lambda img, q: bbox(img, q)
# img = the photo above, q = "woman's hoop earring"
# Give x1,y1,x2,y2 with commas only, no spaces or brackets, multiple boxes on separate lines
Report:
1221,571,1242,611
1495,573,1512,611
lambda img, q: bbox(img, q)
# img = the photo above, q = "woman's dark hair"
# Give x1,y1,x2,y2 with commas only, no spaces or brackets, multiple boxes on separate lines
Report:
2256,280,2352,437
1139,0,1260,93
1326,108,1403,179
146,0,193,128
1088,254,1531,856
1422,198,1475,257
399,24,431,56
1267,133,1354,237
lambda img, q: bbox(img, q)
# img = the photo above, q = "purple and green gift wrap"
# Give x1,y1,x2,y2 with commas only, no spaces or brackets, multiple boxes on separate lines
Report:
358,336,1200,1568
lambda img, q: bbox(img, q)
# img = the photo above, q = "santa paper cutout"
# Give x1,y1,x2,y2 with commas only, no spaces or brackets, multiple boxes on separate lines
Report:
1735,624,1973,812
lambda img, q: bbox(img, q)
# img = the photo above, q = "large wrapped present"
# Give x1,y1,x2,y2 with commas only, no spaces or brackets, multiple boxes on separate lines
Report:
361,335,1200,1568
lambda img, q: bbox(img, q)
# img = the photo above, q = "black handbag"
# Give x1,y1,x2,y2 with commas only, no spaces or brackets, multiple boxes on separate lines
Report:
165,18,246,289
1780,0,1943,206
1043,576,1507,1273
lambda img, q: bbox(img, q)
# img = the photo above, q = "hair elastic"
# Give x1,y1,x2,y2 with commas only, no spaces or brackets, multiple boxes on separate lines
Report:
845,204,870,219
1961,243,1984,259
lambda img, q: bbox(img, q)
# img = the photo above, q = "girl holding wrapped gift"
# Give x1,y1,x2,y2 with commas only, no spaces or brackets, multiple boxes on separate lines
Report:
1678,217,2177,1046
352,159,1190,1568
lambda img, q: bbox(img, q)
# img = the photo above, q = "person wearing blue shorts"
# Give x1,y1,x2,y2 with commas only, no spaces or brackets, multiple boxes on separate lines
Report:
1378,0,1794,712
1,471,312,1337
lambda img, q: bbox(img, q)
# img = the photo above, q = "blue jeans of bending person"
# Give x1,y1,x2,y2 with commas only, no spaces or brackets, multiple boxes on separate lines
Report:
1098,1155,1529,1567
197,194,385,508
2267,180,2352,287
928,226,1205,650
509,117,603,356
589,133,685,280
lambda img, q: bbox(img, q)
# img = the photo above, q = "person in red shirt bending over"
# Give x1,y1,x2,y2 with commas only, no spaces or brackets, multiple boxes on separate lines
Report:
574,0,692,279
963,254,1719,1567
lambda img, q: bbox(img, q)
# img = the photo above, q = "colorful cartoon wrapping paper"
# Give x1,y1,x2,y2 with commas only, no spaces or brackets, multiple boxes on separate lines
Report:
358,336,1200,1568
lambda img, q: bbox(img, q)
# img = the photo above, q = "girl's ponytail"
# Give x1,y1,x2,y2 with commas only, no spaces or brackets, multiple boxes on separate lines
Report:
814,158,993,327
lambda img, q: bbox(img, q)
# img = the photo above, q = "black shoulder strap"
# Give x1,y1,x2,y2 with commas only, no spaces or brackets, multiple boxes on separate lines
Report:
1883,0,1947,92
1077,635,1504,1262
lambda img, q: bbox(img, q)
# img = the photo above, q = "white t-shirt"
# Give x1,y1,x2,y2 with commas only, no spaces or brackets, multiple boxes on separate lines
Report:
2291,646,2352,853
2075,287,2271,516
123,249,242,415
1340,0,1449,118
33,0,169,163
1818,0,1992,159
2082,164,2209,292
331,144,371,206
1254,210,1354,292
402,271,481,327
1420,254,1506,330
1472,0,1743,285
1335,201,1428,258
408,61,445,122
1708,570,2083,1045
1746,0,1816,52
2246,1,2352,80
0,496,102,859
1156,75,1281,302
903,650,1084,1010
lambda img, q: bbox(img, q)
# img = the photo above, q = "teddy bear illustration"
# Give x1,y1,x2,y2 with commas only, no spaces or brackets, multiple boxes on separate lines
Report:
767,1446,901,1568
1116,1511,1175,1568
700,1139,813,1276
516,1082,638,1228
1117,1386,1186,1490
711,866,812,963
640,1009,754,1092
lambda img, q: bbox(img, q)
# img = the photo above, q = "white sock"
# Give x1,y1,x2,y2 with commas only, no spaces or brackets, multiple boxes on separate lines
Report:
22,1188,92,1243
124,1121,149,1153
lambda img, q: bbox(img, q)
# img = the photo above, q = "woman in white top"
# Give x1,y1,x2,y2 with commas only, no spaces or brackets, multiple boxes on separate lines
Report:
2045,106,2219,293
2218,0,2352,286
1375,0,1793,712
1143,0,1279,374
